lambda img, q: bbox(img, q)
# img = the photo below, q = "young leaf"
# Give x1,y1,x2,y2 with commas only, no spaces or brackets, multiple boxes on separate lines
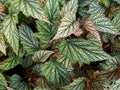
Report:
88,13,120,35
41,60,71,87
0,34,7,55
0,73,7,86
53,12,79,40
2,13,19,54
0,56,21,71
63,77,86,90
61,0,78,15
32,50,53,63
20,24,39,54
59,39,111,64
73,29,83,37
88,2,105,14
83,20,102,45
11,0,49,22
35,20,57,41
0,3,5,14
44,0,59,21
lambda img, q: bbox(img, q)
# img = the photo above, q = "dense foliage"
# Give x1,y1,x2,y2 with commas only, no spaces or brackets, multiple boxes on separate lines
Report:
0,0,120,90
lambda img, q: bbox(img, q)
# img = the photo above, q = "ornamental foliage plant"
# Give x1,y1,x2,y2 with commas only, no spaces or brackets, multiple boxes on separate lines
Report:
0,0,120,90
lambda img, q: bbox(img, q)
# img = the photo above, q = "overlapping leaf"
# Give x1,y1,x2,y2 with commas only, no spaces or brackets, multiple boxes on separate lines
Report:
113,0,120,4
59,39,110,64
41,60,71,87
88,13,119,34
0,56,21,71
99,53,120,72
0,34,7,55
20,24,39,54
10,74,28,90
44,0,59,21
0,73,7,86
88,2,105,14
35,20,57,41
32,50,53,63
2,13,19,54
79,0,94,7
0,3,5,14
33,77,54,90
63,77,86,90
83,20,102,45
53,12,79,40
11,0,49,22
21,55,33,68
61,0,78,15
108,7,120,19
112,13,120,31
110,78,120,90
57,55,73,69
87,34,101,46
32,64,41,76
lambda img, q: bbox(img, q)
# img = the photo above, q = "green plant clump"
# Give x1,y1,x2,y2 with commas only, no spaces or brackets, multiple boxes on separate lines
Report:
0,0,120,90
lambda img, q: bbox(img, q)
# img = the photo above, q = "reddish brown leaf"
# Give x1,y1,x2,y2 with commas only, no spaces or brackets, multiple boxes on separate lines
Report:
53,51,60,57
87,80,91,90
0,3,5,14
82,20,102,45
73,29,83,37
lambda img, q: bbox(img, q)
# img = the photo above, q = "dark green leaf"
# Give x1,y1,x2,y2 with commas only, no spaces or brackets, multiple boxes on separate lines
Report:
35,20,57,41
10,74,21,88
20,24,39,54
21,55,33,68
32,64,41,76
79,0,94,7
10,74,28,90
44,0,59,21
88,2,105,14
41,60,71,87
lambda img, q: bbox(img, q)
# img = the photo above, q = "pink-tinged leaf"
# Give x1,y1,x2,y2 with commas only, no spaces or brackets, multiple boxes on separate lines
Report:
73,29,83,37
0,3,5,14
82,20,102,45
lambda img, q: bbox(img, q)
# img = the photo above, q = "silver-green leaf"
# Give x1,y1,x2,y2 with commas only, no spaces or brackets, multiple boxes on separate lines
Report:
59,39,111,64
88,13,120,35
53,12,79,40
